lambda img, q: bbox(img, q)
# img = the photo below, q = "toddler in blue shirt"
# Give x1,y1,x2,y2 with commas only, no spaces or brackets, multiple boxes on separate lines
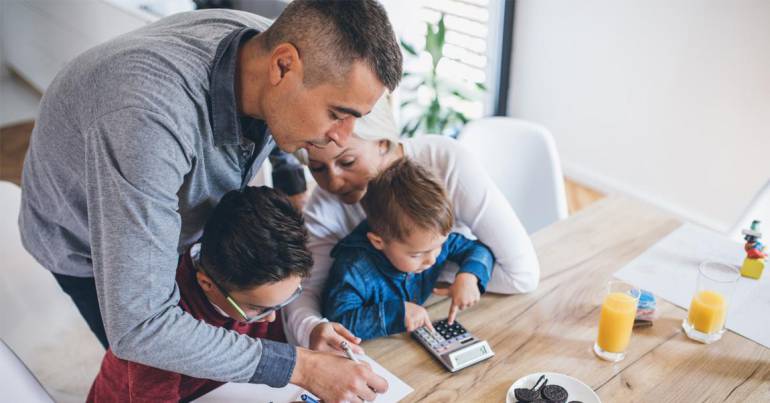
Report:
323,158,495,340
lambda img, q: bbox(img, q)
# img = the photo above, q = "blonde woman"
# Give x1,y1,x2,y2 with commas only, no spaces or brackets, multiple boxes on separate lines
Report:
285,96,540,351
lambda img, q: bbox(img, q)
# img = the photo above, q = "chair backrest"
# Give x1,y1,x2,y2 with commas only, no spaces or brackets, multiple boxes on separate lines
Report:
0,182,52,402
728,179,770,242
0,339,53,403
458,117,568,234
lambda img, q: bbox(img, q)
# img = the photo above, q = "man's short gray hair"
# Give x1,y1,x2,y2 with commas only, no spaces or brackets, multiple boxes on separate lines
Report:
262,0,403,91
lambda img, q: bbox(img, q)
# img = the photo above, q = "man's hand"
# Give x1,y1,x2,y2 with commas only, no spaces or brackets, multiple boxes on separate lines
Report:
291,348,388,403
309,322,364,354
432,272,481,324
404,302,434,332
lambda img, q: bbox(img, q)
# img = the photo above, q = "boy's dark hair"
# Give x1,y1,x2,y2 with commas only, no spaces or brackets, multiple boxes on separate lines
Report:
199,186,312,290
261,0,402,91
361,158,453,241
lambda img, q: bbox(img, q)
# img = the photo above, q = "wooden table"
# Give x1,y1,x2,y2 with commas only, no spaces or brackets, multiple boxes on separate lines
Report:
363,196,770,402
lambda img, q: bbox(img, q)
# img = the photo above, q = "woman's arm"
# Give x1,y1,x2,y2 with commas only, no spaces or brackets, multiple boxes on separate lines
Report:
442,139,540,294
282,189,366,347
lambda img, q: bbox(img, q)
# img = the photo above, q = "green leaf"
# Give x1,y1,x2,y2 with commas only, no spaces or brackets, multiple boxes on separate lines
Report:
450,89,470,101
404,81,428,92
400,39,418,56
403,116,423,138
424,97,442,133
400,119,414,136
424,24,436,62
475,82,487,91
454,111,469,124
438,80,480,100
425,19,444,70
437,14,446,50
438,111,451,134
399,97,417,108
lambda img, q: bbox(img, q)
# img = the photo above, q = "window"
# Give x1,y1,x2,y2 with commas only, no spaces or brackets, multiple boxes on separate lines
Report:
393,0,504,125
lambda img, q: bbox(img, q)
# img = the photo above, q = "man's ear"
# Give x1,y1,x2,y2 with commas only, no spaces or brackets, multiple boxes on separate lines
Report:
268,43,303,86
196,271,215,293
366,232,387,251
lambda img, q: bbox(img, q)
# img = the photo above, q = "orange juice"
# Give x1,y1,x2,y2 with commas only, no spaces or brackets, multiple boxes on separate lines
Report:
596,292,638,353
687,290,726,334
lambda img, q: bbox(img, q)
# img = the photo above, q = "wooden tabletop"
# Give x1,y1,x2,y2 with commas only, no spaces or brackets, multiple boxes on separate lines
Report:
362,196,770,403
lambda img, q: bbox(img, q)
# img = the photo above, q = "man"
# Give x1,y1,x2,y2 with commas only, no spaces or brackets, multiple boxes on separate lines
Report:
19,1,402,402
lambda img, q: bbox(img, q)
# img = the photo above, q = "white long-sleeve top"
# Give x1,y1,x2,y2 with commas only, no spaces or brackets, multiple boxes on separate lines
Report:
283,136,540,347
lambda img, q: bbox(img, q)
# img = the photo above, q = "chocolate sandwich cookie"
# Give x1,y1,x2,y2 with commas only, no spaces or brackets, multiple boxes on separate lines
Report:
542,384,568,403
514,375,547,402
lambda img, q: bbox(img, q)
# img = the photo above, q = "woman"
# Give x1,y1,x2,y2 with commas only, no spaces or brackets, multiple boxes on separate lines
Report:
283,96,540,350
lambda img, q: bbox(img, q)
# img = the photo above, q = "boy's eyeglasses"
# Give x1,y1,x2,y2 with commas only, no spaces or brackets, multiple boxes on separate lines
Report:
224,284,303,323
199,266,303,323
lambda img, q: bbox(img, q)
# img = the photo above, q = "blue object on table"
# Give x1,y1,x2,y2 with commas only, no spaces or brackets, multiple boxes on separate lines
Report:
638,290,656,309
636,290,656,321
301,394,320,403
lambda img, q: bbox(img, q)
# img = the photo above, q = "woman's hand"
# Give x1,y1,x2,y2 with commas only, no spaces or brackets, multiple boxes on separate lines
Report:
309,322,364,354
433,272,481,324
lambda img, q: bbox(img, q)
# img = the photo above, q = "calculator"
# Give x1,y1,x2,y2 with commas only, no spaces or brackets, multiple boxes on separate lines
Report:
412,319,494,372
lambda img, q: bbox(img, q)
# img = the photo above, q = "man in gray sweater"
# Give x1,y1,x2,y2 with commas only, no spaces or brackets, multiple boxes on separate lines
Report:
19,1,401,401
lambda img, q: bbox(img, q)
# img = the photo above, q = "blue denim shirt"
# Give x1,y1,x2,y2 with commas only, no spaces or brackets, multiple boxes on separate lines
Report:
323,221,495,340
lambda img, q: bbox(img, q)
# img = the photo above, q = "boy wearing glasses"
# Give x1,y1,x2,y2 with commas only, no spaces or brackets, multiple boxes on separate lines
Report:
87,187,311,402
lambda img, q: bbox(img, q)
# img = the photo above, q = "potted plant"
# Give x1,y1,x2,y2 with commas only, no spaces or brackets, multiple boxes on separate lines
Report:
399,14,486,137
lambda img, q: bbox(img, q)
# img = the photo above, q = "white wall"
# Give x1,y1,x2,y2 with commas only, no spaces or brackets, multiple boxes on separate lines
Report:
1,0,155,93
508,0,770,231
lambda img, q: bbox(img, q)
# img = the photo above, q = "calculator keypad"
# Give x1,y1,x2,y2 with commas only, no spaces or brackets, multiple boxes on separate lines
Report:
415,319,472,354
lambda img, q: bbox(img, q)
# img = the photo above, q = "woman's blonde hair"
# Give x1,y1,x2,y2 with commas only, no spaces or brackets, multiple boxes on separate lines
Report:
294,94,400,164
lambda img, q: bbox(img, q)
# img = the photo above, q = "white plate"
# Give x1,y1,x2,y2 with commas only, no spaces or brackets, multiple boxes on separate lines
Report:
506,372,601,403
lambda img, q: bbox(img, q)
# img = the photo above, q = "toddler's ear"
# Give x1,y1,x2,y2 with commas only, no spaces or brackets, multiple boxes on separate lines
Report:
366,232,386,251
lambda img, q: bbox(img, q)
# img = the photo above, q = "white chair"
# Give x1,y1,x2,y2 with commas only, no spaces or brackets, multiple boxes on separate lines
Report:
458,117,568,234
1,181,104,402
728,179,770,241
0,339,54,403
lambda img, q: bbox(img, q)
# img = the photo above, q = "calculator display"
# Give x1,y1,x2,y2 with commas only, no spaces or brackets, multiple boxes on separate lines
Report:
450,344,488,367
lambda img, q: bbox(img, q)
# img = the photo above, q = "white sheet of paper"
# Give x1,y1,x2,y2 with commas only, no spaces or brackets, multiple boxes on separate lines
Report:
194,353,413,403
614,223,770,348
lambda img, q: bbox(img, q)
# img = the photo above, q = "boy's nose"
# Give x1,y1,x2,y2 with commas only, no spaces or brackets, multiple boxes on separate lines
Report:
262,311,277,323
248,309,277,323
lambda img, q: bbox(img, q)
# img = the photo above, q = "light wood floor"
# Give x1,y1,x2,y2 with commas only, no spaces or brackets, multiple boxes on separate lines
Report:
0,120,33,186
565,177,605,214
0,122,605,213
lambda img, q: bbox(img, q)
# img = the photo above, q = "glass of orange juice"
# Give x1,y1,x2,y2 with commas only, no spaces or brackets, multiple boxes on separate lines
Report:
682,261,740,344
594,281,641,362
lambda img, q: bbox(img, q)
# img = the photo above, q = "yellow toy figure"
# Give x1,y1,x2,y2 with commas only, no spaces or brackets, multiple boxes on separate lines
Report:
740,220,766,279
